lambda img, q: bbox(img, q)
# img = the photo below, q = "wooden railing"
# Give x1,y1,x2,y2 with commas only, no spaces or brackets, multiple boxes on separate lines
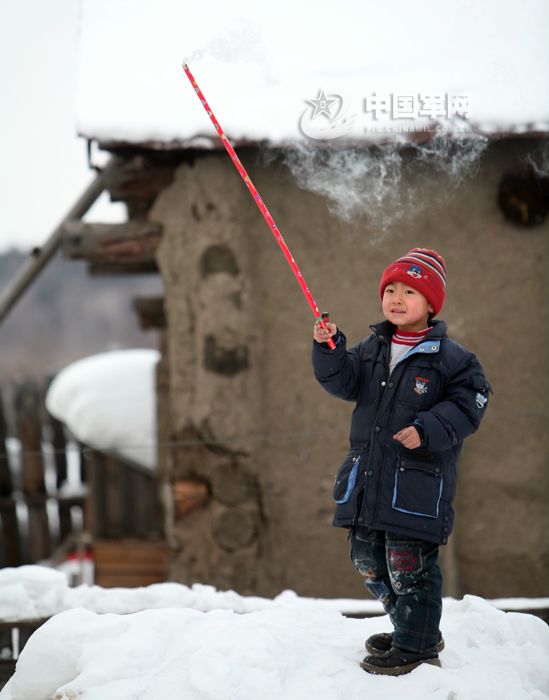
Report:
0,379,165,571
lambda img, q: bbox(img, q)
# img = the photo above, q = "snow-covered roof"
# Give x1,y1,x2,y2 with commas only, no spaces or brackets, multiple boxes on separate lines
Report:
45,350,159,471
76,1,549,149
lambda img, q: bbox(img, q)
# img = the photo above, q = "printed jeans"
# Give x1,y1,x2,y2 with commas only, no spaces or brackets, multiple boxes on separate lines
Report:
349,525,442,653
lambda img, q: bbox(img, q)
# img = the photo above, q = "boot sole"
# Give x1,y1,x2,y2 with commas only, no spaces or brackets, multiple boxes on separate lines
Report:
365,638,445,657
360,657,441,676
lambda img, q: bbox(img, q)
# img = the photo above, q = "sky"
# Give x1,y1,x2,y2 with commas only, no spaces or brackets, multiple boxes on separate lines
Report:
0,0,118,254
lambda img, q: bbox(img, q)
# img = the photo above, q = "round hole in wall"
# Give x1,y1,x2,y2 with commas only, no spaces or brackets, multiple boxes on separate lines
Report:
497,168,549,228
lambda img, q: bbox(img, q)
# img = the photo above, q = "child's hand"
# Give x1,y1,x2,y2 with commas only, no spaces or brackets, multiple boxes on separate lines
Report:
393,426,421,449
313,320,337,344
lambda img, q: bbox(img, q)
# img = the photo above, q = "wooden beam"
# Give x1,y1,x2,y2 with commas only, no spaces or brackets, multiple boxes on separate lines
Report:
0,158,119,324
132,296,166,329
62,220,162,273
101,155,176,219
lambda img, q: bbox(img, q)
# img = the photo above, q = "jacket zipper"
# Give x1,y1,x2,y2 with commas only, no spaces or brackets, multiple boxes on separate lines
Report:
363,334,392,527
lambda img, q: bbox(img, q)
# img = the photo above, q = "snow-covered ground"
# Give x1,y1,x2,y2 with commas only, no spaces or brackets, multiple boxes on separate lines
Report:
45,349,159,471
1,566,548,699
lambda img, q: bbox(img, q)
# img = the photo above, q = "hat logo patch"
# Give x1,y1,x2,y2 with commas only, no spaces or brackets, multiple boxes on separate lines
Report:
414,376,429,395
475,392,488,410
407,264,423,279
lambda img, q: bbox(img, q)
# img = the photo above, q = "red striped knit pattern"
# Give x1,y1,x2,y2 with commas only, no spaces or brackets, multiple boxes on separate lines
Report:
391,327,431,346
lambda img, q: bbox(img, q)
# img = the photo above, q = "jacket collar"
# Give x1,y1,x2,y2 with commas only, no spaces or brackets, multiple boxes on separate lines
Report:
369,319,448,343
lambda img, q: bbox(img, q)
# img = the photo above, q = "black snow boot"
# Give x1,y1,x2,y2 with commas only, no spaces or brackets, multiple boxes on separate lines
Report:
365,631,445,656
361,647,441,676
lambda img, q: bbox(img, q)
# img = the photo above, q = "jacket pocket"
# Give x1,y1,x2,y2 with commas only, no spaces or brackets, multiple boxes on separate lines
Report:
333,451,362,504
392,454,443,518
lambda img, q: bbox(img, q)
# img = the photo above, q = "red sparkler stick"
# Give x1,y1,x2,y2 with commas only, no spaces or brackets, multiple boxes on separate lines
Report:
183,63,335,349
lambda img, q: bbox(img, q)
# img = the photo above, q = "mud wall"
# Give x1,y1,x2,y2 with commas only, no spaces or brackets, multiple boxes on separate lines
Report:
153,139,548,598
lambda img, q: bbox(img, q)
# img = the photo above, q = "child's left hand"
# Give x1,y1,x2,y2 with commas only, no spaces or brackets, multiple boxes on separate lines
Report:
393,426,421,449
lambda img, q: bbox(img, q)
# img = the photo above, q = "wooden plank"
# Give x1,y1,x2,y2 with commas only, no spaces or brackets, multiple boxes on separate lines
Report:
132,296,166,329
0,619,50,630
80,447,93,533
95,552,169,569
0,389,11,496
87,261,158,275
0,389,18,565
101,453,124,537
125,470,154,537
57,496,86,544
14,382,50,562
94,557,167,572
94,538,169,562
88,446,163,538
42,378,67,489
89,450,105,538
94,537,170,588
132,471,164,537
26,496,51,564
14,382,44,496
0,501,20,566
0,660,16,685
94,573,166,588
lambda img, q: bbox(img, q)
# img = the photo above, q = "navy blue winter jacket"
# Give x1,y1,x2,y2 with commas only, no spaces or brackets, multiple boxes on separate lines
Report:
312,319,491,544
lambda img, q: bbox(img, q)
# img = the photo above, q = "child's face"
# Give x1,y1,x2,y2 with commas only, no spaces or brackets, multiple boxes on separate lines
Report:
382,281,434,332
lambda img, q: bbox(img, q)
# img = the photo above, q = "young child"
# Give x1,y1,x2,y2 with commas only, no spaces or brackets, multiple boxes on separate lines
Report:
312,248,491,676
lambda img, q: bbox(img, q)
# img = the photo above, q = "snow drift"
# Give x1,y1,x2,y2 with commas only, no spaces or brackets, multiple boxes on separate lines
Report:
1,594,548,700
1,566,548,699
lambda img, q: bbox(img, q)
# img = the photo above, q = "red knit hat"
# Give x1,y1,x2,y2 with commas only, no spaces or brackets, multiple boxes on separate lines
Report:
379,248,447,317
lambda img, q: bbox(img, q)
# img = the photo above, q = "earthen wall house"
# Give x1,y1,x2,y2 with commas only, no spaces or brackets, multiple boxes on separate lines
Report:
67,137,549,599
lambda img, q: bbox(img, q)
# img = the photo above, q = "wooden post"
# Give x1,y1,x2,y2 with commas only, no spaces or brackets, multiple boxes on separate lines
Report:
103,453,125,537
43,378,73,542
0,388,20,566
132,296,166,329
0,389,11,497
44,399,68,490
14,381,50,562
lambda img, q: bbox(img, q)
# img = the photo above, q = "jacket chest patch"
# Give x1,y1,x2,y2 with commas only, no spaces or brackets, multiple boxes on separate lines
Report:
414,376,430,395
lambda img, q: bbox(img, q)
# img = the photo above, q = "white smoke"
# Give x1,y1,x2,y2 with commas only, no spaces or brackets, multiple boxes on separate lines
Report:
412,134,488,184
282,135,488,231
526,141,549,179
183,18,276,85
